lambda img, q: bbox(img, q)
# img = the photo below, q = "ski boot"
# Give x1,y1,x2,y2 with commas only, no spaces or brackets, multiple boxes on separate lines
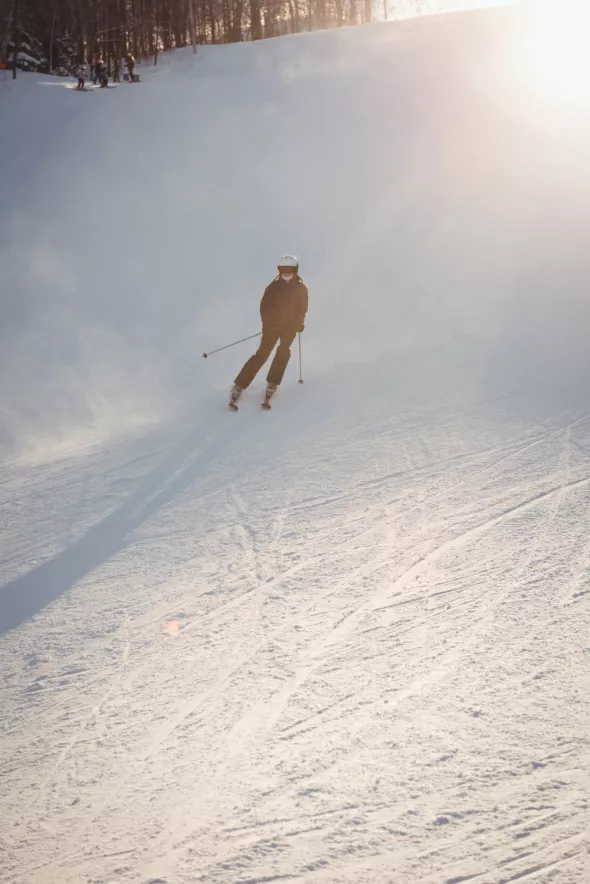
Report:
262,383,277,410
229,384,243,411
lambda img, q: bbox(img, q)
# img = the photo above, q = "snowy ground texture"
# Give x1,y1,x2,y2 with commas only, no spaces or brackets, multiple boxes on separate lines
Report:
1,6,590,884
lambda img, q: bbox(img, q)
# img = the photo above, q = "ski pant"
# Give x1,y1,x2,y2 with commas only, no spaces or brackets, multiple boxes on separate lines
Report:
234,327,297,389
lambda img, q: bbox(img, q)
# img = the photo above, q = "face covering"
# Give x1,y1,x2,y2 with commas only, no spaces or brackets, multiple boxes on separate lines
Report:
280,273,295,282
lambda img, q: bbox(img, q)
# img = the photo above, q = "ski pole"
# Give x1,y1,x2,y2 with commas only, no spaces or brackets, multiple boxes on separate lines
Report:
203,332,261,359
298,333,304,384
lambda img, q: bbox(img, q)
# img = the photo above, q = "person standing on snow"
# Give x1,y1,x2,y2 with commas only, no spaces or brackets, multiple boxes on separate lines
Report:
98,59,109,88
75,64,86,90
230,256,308,410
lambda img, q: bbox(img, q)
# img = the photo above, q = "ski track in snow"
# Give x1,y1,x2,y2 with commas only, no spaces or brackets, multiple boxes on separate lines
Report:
2,394,590,884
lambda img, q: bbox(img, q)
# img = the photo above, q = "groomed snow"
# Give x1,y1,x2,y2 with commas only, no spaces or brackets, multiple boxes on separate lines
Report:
1,7,589,883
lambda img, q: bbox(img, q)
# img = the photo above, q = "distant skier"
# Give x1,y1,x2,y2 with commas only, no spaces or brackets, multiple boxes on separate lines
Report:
75,64,86,90
127,54,136,82
98,59,108,88
230,256,308,410
113,58,121,83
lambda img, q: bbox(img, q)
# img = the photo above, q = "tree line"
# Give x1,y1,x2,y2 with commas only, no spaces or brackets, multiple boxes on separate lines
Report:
1,0,424,75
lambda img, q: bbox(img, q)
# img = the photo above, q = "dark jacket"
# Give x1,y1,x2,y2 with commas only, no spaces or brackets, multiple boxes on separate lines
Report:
260,276,308,331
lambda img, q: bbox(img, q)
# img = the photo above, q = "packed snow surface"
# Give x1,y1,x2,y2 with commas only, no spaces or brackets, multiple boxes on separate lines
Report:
1,7,589,884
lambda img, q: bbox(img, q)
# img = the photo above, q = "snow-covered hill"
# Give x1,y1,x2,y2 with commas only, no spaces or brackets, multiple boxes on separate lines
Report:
1,7,589,884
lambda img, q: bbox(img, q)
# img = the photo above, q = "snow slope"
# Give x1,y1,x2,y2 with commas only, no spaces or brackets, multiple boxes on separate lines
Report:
1,7,590,884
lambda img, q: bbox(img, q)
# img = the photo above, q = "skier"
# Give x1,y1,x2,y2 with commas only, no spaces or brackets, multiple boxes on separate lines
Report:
98,59,109,88
230,256,308,410
75,64,86,90
113,58,121,83
127,54,136,82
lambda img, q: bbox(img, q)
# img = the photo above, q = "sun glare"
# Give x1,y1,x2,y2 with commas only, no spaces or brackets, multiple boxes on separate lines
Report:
520,0,590,105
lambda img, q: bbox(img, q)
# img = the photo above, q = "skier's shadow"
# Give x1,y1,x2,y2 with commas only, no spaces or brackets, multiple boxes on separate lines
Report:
0,418,237,636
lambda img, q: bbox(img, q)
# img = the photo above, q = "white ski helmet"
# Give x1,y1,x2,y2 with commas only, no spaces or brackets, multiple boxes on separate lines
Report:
278,255,299,272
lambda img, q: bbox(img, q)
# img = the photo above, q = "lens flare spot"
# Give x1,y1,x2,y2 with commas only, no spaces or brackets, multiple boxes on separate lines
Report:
164,620,181,636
